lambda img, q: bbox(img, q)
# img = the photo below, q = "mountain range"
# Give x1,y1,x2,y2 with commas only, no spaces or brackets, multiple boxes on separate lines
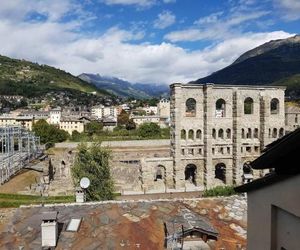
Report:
194,35,300,98
78,73,169,99
0,55,108,98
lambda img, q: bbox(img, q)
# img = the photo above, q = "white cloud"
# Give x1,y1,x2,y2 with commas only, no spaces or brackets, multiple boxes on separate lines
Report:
154,10,176,29
0,1,294,85
165,10,270,42
101,0,156,7
274,0,300,21
163,0,176,3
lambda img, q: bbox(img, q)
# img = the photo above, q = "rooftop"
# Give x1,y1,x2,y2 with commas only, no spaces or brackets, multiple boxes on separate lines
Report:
0,197,246,249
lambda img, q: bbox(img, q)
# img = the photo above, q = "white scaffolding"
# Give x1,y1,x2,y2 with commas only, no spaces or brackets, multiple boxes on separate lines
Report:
0,126,41,184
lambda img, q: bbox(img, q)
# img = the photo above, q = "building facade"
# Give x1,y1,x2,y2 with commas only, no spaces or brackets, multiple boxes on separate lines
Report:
285,105,300,132
168,83,286,189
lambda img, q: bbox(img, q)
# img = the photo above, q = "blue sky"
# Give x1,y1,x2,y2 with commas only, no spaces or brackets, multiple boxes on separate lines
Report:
0,0,299,84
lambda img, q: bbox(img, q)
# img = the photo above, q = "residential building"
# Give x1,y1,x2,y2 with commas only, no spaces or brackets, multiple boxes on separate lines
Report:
158,98,170,118
235,128,300,250
285,104,300,132
59,117,91,135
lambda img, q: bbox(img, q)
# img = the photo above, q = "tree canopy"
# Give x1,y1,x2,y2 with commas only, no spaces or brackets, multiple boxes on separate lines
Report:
137,122,161,138
71,143,114,201
32,119,69,147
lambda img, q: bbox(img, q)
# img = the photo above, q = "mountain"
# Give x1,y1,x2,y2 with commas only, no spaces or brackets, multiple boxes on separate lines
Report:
78,73,169,99
194,35,300,97
0,55,109,98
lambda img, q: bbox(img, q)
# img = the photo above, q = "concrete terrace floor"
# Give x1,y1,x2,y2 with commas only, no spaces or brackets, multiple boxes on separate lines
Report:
0,196,247,250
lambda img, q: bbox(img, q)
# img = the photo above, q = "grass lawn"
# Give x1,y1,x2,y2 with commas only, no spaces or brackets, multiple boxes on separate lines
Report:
0,193,75,208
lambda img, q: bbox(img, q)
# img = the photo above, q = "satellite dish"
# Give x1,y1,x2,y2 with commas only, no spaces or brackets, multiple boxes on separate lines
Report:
80,177,90,189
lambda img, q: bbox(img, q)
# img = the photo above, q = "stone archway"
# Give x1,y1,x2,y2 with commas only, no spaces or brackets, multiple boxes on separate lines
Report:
185,164,197,185
154,165,166,191
215,163,226,184
154,165,166,183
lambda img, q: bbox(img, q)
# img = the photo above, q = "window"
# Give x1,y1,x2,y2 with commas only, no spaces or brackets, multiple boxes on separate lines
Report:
227,147,230,154
279,128,284,137
247,128,252,138
186,98,196,117
215,99,226,117
218,147,224,154
188,129,194,140
218,129,224,139
198,148,202,155
273,128,278,138
295,114,298,124
254,128,259,138
246,146,251,153
244,97,254,114
226,128,231,139
181,149,185,155
212,129,216,139
181,129,186,140
212,148,215,155
188,148,194,155
196,129,202,140
242,129,245,138
270,98,279,114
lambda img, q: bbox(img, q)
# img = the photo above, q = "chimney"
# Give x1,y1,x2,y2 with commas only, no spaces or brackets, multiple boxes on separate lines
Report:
41,211,58,248
75,187,85,203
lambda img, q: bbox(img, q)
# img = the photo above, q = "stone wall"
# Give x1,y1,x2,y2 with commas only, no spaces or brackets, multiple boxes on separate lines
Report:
170,83,286,190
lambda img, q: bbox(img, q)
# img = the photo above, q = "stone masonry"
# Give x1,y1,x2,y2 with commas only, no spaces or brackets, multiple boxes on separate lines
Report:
167,83,286,190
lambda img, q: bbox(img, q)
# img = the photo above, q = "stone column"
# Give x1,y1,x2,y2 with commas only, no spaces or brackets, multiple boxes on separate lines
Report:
232,90,243,185
203,84,214,188
170,84,185,189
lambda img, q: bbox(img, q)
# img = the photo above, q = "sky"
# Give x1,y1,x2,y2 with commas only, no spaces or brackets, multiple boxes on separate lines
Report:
0,0,299,85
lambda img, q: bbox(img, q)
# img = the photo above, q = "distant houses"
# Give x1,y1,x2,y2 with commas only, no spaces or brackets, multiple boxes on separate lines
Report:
0,98,171,134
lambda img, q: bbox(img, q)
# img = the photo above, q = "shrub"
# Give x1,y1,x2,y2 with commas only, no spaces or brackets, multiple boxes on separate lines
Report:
202,185,236,197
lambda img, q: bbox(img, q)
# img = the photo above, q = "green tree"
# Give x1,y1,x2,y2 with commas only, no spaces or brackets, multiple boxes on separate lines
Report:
138,122,161,138
117,110,130,125
32,119,69,147
85,121,103,136
71,143,114,201
125,119,136,130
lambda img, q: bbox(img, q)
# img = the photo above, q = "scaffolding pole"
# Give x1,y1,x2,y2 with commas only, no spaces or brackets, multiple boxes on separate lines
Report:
0,126,41,185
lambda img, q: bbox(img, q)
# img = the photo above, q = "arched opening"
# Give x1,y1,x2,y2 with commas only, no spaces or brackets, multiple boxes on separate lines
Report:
269,128,271,138
247,128,252,138
244,97,254,114
218,129,224,139
279,128,284,137
215,163,226,183
196,129,202,140
242,162,253,183
270,98,279,114
185,164,197,185
212,129,216,139
254,128,259,138
243,162,253,174
154,165,166,182
188,129,194,140
181,129,186,140
186,98,196,117
226,128,231,139
272,128,278,138
215,99,226,117
241,129,245,138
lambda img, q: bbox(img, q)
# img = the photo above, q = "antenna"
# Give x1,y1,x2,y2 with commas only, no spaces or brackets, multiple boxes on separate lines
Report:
80,177,90,189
